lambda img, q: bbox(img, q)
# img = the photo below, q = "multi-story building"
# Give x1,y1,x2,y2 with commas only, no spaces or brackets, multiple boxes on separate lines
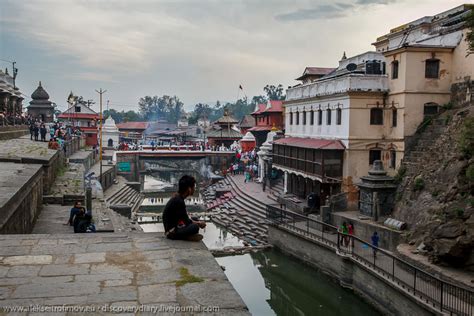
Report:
373,4,474,141
249,100,284,147
58,101,100,146
273,4,474,204
274,51,390,202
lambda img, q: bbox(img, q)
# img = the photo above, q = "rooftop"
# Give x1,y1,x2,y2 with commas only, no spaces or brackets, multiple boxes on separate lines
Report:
116,122,150,130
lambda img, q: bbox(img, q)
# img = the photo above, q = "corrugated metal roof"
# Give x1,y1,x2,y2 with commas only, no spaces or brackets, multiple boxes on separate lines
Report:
273,137,345,150
116,122,150,130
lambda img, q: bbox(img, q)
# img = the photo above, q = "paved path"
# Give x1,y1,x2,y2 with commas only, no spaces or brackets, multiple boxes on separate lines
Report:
227,174,276,206
0,233,250,315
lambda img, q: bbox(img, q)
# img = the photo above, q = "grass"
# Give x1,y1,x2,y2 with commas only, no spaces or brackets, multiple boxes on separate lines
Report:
413,177,425,191
175,267,204,287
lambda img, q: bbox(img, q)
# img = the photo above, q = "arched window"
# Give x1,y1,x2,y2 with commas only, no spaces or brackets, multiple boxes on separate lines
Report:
336,108,342,125
296,111,300,125
326,109,332,125
318,110,322,125
392,108,397,127
370,108,383,125
310,110,314,125
290,112,293,125
303,111,307,125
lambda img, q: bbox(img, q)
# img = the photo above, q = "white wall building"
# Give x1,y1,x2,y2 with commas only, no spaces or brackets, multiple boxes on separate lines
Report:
102,116,120,148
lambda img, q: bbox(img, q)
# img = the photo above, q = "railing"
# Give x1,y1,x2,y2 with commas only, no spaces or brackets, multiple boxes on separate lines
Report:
266,206,473,316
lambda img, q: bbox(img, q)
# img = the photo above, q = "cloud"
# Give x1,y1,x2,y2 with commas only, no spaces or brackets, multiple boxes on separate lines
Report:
275,4,349,21
274,0,399,22
356,0,396,4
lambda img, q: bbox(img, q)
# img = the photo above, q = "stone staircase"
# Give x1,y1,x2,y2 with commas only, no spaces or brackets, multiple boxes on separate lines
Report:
106,183,143,215
401,117,449,180
203,175,272,246
268,178,284,202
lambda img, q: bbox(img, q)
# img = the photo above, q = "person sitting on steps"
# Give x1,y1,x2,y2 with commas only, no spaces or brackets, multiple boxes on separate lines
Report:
162,175,206,241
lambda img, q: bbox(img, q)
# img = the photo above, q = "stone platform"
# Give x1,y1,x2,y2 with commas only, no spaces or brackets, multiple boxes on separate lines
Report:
0,233,249,315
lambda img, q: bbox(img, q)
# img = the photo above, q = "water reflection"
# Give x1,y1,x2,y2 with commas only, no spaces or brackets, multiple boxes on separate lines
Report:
217,249,381,316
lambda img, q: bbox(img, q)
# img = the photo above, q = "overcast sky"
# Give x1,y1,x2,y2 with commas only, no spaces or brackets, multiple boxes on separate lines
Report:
1,0,471,113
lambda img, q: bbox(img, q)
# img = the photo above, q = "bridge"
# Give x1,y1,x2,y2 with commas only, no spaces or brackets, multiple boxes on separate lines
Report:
115,150,235,181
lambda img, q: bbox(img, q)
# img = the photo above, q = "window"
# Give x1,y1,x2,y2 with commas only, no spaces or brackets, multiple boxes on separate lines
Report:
392,108,397,127
425,59,440,79
318,110,322,125
266,116,269,125
75,106,81,113
370,108,383,125
336,108,342,125
303,111,307,125
310,110,314,125
369,149,382,165
391,61,399,79
296,111,300,125
390,150,396,169
290,112,293,125
326,109,331,125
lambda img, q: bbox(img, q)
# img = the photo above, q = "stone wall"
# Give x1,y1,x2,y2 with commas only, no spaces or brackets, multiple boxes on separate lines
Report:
268,226,440,316
451,80,474,107
0,164,43,233
0,126,29,140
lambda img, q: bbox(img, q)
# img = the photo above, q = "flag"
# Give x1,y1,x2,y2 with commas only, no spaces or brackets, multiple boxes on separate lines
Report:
239,85,243,90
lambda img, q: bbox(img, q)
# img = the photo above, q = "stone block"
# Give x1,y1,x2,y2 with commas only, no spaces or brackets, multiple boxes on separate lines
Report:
74,252,106,264
3,255,52,266
178,280,247,309
7,266,41,278
11,281,100,298
39,264,90,276
138,284,177,304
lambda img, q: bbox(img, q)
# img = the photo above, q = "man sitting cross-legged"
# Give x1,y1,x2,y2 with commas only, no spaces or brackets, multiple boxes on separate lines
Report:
162,175,206,241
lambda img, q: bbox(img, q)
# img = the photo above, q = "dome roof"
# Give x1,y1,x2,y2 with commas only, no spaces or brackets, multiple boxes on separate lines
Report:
31,81,50,100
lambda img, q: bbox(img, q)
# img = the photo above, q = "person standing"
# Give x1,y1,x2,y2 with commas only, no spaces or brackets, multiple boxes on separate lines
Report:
40,124,47,142
371,231,380,257
162,175,206,241
33,124,39,141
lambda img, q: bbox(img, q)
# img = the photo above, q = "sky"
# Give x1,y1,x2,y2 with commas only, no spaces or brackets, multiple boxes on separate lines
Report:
1,0,472,113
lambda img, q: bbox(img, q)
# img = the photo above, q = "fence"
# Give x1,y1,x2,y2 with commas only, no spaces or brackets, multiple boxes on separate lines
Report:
266,205,473,316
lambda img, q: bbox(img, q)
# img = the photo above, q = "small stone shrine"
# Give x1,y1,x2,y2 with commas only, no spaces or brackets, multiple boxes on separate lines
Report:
357,160,397,220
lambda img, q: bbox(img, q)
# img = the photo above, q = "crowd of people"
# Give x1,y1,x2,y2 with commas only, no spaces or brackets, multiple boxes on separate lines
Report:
27,120,82,153
0,112,31,126
226,149,259,183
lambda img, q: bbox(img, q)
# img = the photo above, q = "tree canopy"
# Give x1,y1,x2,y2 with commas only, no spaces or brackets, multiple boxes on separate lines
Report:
138,95,184,123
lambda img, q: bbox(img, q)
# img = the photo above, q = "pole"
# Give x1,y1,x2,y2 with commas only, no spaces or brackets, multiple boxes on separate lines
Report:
95,88,107,185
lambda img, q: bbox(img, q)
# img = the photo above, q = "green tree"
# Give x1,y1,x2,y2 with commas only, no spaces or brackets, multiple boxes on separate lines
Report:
263,84,285,100
138,95,184,123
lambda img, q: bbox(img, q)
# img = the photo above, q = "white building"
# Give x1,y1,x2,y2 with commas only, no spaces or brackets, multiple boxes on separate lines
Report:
274,51,391,203
102,116,120,148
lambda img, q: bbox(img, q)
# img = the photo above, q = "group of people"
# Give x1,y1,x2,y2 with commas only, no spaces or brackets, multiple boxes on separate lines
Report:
65,201,96,233
226,149,259,183
338,221,381,256
0,112,31,126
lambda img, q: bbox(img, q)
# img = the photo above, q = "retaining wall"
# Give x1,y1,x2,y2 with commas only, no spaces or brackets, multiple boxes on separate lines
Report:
268,226,441,316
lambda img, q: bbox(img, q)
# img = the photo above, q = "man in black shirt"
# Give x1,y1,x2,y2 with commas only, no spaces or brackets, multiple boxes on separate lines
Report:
162,175,206,241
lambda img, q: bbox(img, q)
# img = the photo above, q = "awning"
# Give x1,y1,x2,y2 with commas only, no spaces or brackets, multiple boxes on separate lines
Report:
273,137,345,150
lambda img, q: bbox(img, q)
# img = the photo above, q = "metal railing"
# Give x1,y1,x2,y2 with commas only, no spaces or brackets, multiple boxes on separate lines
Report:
266,206,473,316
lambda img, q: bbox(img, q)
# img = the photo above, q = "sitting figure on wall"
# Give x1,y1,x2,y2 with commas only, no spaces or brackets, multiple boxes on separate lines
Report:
162,175,206,241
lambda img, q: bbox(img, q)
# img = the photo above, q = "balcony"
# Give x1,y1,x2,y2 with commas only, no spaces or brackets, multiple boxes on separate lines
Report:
286,74,388,101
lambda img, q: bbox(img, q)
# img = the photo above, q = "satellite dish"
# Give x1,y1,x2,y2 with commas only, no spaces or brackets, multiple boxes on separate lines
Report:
346,63,357,72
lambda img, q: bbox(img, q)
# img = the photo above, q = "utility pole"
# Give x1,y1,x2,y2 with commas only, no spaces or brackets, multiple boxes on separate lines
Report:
95,88,107,185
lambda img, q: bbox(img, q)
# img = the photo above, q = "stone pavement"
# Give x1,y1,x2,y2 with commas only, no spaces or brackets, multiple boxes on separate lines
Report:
0,233,250,315
0,135,56,163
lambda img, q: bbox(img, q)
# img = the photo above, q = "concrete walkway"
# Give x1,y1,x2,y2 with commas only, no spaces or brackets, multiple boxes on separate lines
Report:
0,233,250,315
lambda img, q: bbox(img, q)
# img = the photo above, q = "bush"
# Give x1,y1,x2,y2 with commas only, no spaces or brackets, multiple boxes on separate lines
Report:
394,165,407,183
413,177,425,191
442,102,453,110
466,164,474,182
459,117,474,158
